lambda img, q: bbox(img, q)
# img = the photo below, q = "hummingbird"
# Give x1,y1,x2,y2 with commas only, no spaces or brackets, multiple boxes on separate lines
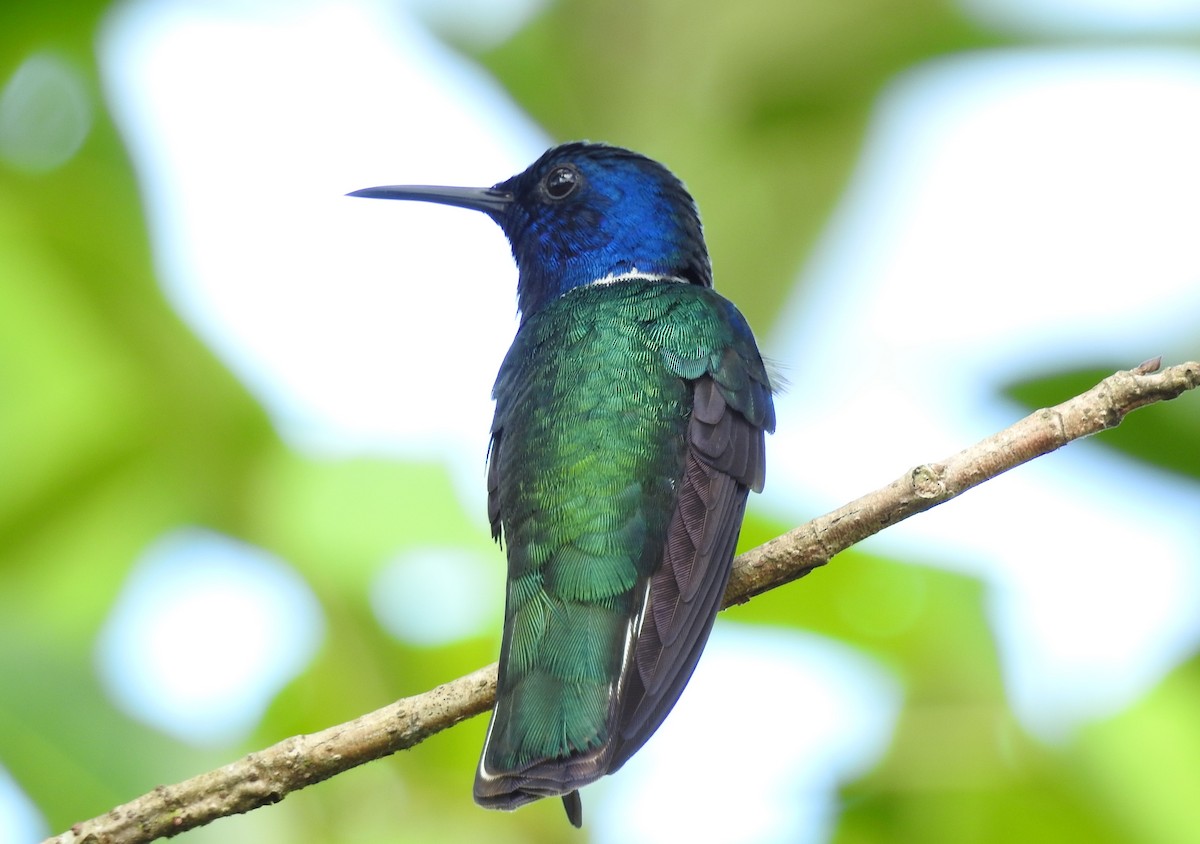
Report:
350,142,774,827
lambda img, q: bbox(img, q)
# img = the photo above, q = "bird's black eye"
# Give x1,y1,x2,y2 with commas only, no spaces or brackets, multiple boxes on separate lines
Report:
544,165,580,200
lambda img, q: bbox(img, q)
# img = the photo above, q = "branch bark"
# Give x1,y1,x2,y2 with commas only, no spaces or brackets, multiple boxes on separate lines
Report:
47,359,1200,844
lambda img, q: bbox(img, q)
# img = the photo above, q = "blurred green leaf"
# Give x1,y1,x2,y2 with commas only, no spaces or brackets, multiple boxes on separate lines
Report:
1073,655,1200,844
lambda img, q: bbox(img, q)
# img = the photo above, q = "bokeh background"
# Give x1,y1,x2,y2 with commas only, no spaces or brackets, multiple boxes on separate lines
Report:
2,1,1200,842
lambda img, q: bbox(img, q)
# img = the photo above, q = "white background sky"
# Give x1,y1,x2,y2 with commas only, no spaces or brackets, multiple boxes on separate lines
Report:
5,0,1200,841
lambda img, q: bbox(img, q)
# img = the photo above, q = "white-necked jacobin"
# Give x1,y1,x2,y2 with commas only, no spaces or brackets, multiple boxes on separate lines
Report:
350,142,775,827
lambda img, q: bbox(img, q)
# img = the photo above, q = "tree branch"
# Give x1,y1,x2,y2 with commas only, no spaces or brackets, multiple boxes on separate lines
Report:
47,359,1200,844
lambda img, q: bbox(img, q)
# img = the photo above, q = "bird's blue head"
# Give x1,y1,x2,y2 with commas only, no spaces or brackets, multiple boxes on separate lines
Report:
350,142,712,319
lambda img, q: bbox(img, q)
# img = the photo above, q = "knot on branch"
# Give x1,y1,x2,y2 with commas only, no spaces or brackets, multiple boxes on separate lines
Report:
910,464,946,499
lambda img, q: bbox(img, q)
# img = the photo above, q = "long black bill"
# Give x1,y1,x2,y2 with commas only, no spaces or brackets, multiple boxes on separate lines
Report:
347,184,512,214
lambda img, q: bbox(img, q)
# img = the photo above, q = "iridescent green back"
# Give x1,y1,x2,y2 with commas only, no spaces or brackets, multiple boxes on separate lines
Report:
477,278,770,793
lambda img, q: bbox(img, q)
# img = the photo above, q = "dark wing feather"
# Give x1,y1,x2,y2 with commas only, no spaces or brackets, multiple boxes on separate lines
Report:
609,374,764,769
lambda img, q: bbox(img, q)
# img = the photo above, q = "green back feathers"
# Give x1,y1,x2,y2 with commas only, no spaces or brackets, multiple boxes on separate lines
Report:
479,280,769,777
